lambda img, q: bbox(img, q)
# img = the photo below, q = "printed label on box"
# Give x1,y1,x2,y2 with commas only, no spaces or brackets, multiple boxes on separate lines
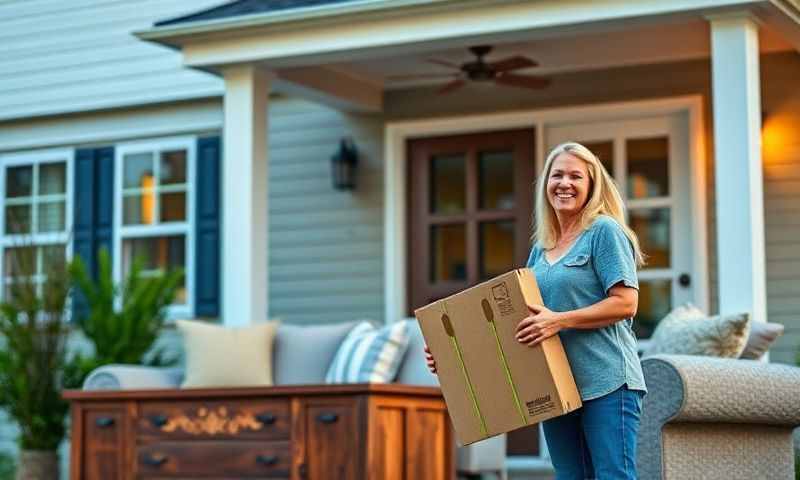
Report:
491,282,515,316
526,394,556,416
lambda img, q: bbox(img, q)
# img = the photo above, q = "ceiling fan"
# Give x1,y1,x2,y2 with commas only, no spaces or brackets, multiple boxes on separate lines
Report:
386,45,550,94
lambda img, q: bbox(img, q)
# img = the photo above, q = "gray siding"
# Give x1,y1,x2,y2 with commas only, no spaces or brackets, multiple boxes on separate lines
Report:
267,97,385,324
0,0,222,122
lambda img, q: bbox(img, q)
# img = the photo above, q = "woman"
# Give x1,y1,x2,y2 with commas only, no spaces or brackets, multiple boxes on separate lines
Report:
425,141,647,480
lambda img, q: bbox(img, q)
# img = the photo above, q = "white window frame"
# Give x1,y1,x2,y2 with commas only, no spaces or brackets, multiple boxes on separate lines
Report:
113,136,196,320
0,148,74,300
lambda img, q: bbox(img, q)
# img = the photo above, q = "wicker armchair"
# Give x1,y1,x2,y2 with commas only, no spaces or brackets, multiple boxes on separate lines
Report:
638,354,800,479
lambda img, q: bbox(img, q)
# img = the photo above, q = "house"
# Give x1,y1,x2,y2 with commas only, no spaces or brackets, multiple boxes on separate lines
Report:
1,0,799,477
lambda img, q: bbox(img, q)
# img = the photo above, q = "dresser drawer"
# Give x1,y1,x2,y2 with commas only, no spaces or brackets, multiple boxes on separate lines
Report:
138,399,290,441
136,440,290,477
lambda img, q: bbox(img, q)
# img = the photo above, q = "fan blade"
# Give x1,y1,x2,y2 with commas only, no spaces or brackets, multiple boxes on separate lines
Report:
385,72,460,81
426,58,462,69
438,79,466,94
489,56,538,72
495,73,550,90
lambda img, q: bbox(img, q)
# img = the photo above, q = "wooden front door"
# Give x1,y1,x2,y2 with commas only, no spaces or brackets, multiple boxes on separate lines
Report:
406,127,540,458
406,128,536,314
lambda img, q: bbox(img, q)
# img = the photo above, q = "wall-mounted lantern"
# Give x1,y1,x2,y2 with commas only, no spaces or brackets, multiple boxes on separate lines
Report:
331,137,358,191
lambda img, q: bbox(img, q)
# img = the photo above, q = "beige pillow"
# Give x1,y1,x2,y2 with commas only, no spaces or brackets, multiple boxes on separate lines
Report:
643,304,750,358
739,321,785,359
177,319,279,388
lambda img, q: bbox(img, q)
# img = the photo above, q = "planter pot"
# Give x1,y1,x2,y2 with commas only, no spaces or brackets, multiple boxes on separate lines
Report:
16,450,58,480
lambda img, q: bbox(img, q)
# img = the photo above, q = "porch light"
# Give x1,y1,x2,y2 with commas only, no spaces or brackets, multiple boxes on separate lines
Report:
331,137,359,191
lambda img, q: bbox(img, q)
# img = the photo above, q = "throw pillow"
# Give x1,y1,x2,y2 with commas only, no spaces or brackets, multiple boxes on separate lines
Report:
739,321,785,360
325,320,412,384
643,304,750,358
272,321,360,385
177,319,279,388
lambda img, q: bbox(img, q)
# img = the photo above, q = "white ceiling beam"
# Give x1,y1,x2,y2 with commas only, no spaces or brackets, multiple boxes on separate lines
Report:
274,66,383,112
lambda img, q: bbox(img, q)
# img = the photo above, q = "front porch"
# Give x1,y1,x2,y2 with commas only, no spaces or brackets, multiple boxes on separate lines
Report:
135,0,800,475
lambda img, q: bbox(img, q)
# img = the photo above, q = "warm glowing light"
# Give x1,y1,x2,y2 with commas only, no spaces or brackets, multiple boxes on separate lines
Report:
141,175,154,224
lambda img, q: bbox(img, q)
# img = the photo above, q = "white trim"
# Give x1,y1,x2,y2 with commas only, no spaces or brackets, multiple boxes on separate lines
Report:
113,136,196,320
384,95,709,321
0,147,74,300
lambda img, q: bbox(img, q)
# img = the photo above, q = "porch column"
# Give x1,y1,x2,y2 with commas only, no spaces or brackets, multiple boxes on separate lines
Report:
221,65,273,326
709,14,767,325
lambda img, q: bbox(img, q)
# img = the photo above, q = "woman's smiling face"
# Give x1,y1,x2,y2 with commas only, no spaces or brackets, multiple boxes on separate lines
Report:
547,152,591,217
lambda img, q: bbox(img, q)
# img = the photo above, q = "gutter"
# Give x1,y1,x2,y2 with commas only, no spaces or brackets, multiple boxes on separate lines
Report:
134,0,460,42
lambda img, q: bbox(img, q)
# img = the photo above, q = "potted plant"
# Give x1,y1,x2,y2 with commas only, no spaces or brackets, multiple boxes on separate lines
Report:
0,245,79,480
68,248,184,384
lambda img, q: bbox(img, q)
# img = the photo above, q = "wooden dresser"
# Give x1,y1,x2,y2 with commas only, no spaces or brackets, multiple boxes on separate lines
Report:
63,384,454,480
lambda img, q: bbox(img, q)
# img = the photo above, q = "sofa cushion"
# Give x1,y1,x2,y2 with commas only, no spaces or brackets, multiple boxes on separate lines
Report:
395,320,439,386
643,304,750,358
83,364,184,390
325,320,412,384
739,321,785,360
177,319,279,388
273,321,360,385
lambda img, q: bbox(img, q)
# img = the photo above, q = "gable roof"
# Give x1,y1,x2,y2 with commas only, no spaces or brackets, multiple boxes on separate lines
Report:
155,0,360,27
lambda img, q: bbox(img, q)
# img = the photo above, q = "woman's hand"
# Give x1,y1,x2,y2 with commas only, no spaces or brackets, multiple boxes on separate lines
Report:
515,304,567,347
424,344,437,374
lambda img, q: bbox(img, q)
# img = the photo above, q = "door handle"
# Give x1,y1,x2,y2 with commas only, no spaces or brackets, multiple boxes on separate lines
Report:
678,273,691,287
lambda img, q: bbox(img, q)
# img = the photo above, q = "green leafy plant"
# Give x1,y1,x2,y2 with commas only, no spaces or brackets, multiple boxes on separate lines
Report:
0,450,15,480
0,245,78,451
67,248,184,385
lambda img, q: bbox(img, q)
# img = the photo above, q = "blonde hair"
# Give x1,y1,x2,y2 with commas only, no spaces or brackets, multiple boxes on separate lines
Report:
533,141,645,266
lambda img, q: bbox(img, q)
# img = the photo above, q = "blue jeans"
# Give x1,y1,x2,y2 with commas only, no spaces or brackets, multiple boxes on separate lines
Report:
542,384,644,480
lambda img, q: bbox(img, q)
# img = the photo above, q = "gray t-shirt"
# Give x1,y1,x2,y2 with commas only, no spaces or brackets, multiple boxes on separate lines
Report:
525,215,647,401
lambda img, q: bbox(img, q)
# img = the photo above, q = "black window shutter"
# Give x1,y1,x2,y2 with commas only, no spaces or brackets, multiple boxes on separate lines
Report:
194,136,221,318
72,146,114,321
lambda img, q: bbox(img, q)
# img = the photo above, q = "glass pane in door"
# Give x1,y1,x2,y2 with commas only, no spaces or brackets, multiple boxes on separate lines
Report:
629,208,671,269
635,280,672,338
627,137,669,199
430,154,465,214
479,151,515,210
430,224,466,282
479,220,514,280
582,141,614,177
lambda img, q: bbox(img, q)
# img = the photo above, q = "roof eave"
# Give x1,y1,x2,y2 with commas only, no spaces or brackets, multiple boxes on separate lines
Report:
134,0,456,46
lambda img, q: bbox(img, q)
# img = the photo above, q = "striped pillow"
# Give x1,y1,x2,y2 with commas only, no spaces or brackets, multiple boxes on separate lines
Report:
325,320,412,384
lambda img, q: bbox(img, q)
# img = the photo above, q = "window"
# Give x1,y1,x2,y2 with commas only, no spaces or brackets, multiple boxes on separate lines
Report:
0,149,72,301
115,137,194,318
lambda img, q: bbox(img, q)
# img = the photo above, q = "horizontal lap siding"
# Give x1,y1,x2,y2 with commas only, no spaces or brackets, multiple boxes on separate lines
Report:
762,57,800,365
0,0,222,122
267,98,385,325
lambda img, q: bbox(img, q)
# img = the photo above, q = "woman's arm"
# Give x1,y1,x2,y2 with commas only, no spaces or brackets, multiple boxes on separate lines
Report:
515,282,638,347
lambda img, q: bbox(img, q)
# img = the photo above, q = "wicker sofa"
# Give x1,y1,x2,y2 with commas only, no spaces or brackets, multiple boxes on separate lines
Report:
80,320,507,479
638,354,800,480
82,322,800,480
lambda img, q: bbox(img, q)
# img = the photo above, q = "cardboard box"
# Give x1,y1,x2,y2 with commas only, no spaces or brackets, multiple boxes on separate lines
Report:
414,268,581,446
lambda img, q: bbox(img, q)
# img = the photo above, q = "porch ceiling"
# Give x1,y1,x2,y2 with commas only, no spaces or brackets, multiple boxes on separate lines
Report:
136,0,800,112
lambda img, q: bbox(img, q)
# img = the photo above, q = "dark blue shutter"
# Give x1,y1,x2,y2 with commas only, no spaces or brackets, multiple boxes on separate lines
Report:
194,136,221,318
72,146,114,321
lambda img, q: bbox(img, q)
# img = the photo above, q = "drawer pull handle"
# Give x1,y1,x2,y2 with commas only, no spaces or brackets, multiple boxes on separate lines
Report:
149,414,168,427
256,413,277,425
142,453,168,467
256,454,279,466
316,413,339,424
95,417,115,428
